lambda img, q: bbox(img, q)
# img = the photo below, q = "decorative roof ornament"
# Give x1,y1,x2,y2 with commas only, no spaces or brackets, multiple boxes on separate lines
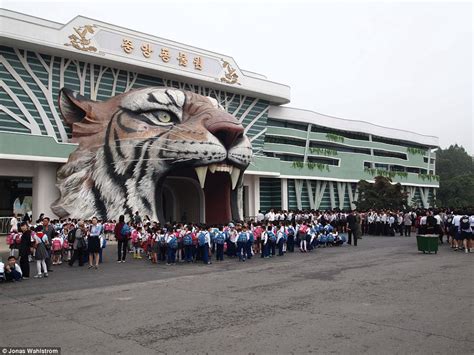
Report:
220,60,240,85
64,25,97,52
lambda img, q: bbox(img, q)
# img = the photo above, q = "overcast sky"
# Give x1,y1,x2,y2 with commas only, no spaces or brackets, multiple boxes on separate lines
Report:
3,0,473,153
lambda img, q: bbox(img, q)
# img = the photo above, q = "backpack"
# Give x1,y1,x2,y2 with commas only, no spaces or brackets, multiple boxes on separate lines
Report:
121,224,131,238
299,225,308,235
6,233,14,246
198,232,207,247
238,232,247,243
287,227,295,236
68,228,77,244
215,232,225,245
168,236,178,249
248,232,254,243
52,239,62,251
446,216,453,225
460,216,470,230
159,236,166,246
183,234,193,246
426,216,437,228
268,231,276,242
63,239,69,249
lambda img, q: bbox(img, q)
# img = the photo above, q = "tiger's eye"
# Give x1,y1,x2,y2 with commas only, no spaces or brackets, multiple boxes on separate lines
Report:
157,112,171,123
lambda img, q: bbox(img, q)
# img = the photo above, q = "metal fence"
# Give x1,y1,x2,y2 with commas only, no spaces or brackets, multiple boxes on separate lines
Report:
0,217,12,235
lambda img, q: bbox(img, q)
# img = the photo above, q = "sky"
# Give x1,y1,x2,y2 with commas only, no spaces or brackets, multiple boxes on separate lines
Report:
3,0,473,153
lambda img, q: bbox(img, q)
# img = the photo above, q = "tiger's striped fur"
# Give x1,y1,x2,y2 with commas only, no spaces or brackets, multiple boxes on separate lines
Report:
52,87,252,221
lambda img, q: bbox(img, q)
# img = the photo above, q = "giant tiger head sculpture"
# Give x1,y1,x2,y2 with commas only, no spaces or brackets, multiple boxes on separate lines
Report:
52,87,252,224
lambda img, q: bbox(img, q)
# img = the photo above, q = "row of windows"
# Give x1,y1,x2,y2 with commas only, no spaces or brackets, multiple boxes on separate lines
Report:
267,118,431,151
264,152,339,166
265,135,407,160
364,162,430,174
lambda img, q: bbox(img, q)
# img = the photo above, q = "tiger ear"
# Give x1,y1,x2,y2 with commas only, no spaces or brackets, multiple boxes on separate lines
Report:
58,88,97,126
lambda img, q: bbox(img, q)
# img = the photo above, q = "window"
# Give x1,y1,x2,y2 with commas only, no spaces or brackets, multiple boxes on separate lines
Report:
311,125,370,141
374,163,389,170
373,150,407,160
265,136,306,147
266,153,339,166
309,141,371,155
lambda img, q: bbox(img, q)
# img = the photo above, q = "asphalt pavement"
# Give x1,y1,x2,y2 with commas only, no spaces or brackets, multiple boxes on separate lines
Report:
0,236,472,354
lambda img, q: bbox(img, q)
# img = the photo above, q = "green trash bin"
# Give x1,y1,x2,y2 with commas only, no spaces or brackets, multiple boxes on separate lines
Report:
416,235,439,254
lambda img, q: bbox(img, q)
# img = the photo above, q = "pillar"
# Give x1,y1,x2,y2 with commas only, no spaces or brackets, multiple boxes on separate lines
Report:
281,178,288,211
33,162,60,220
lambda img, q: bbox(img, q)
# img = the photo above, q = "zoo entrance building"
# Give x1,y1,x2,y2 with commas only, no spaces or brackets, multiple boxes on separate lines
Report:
0,10,439,222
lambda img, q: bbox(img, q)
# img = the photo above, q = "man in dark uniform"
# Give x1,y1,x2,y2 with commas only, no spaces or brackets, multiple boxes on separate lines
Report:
346,210,356,245
18,222,31,279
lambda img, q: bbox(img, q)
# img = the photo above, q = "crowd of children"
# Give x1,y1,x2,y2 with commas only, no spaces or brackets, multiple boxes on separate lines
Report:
2,207,472,282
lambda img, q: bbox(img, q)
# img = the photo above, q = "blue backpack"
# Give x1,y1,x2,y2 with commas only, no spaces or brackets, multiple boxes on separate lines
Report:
215,232,225,245
168,236,177,249
198,232,207,247
248,232,254,243
183,234,193,246
238,232,247,243
268,231,276,242
287,227,295,236
120,224,131,237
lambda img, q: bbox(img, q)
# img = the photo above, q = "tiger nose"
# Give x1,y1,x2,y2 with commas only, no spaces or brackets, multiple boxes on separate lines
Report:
204,111,244,150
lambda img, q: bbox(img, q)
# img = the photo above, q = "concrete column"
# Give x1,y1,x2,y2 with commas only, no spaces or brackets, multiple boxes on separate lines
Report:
33,162,60,220
281,178,288,211
254,176,261,215
329,181,336,209
243,174,256,218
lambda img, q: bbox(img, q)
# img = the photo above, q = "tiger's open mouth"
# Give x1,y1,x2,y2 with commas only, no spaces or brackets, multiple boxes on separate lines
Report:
156,161,245,225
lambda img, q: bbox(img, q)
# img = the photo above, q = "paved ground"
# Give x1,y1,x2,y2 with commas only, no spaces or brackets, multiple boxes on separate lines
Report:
0,236,472,354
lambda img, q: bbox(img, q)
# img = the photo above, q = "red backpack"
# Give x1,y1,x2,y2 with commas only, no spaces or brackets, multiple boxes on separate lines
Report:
6,233,15,246
52,238,62,251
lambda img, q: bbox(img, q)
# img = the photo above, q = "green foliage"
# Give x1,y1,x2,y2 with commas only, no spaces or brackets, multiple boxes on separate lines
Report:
325,133,344,143
292,160,330,172
364,168,408,179
417,173,440,182
355,176,408,210
407,147,427,156
435,145,474,207
292,161,304,169
309,147,337,156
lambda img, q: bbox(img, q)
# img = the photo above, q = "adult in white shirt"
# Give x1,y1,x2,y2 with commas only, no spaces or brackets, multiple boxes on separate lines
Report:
10,216,18,232
266,209,275,222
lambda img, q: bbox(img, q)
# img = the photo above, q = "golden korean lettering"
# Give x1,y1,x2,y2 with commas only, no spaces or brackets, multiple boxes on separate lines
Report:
140,43,153,58
121,39,134,54
193,56,203,70
177,52,188,67
159,48,171,63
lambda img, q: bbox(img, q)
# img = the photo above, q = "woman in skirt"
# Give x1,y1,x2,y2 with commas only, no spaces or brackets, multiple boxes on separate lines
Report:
88,217,102,269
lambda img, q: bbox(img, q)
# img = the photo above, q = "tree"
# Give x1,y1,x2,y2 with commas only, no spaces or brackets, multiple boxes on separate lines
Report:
355,176,408,210
436,145,474,207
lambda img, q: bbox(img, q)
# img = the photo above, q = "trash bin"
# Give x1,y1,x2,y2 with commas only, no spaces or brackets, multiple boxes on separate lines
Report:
416,235,438,254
